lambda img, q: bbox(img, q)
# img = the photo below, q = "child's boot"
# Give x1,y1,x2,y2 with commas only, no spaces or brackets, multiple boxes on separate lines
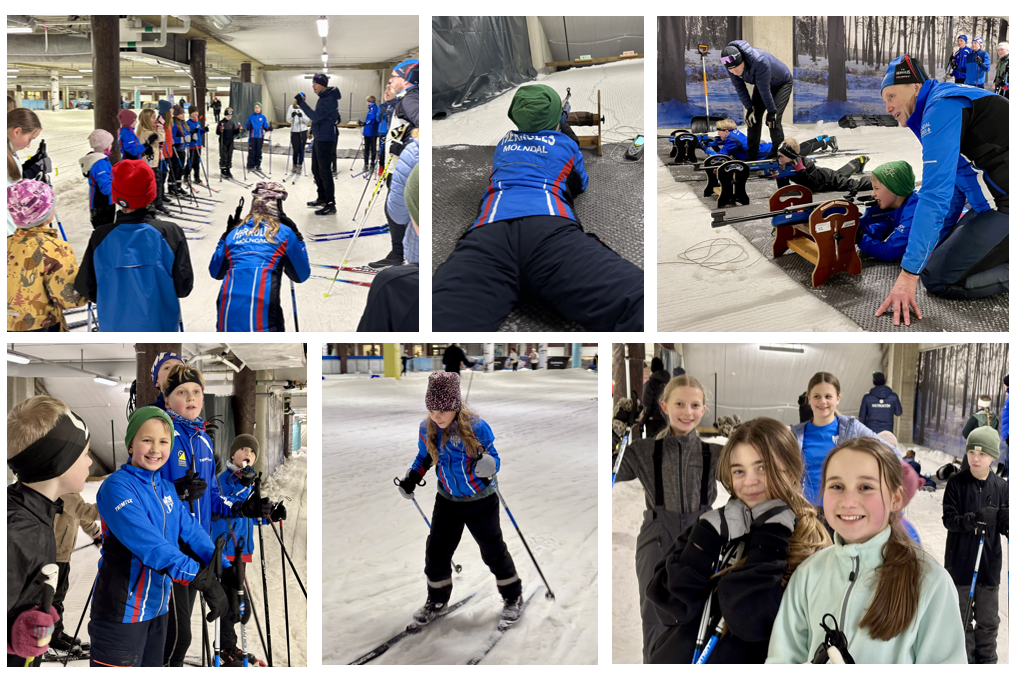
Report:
412,599,447,626
499,595,524,629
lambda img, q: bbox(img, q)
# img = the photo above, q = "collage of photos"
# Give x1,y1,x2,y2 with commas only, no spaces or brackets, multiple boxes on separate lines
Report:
4,11,1010,670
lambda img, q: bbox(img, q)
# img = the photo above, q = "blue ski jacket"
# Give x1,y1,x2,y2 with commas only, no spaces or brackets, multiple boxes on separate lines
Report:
298,87,341,142
409,418,501,500
378,103,391,136
859,385,903,434
186,118,205,149
73,208,193,332
471,130,588,229
706,129,772,160
172,121,191,155
210,467,256,561
951,46,972,79
363,101,380,137
92,463,229,624
858,191,920,262
902,80,1004,274
209,217,311,332
80,152,113,210
119,126,145,161
725,40,792,113
156,415,229,533
1002,390,1009,441
387,138,419,264
965,49,991,86
245,112,270,139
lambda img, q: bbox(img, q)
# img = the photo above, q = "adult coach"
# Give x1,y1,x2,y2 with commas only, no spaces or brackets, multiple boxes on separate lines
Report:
296,73,341,216
720,41,793,162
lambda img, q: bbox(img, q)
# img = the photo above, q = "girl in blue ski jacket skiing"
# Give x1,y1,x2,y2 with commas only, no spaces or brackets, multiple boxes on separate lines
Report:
117,109,145,161
91,407,230,667
169,105,192,196
395,372,524,628
209,181,311,332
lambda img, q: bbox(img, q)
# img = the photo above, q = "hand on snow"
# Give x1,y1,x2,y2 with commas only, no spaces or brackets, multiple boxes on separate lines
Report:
875,270,922,326
749,499,796,534
396,470,423,499
9,606,60,658
700,497,752,541
174,469,207,503
744,109,757,128
766,111,778,128
473,453,497,479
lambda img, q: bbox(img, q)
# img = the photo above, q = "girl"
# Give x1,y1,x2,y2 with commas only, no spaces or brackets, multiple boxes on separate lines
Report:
766,437,967,663
135,108,168,213
80,129,116,228
208,181,310,332
529,349,539,370
288,100,311,173
186,106,207,184
614,375,721,662
117,109,145,161
395,372,524,626
7,108,43,236
169,105,191,197
646,417,831,663
245,103,271,171
361,95,379,174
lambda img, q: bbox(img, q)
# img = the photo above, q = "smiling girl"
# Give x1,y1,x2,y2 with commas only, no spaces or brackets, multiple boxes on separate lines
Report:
614,375,721,662
766,437,966,663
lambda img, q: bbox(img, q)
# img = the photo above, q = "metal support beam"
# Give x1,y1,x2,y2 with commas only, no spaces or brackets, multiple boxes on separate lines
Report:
240,62,251,83
91,16,121,163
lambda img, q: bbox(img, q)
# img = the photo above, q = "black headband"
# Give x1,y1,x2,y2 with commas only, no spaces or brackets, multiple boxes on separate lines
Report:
778,142,799,160
164,368,204,398
8,410,90,483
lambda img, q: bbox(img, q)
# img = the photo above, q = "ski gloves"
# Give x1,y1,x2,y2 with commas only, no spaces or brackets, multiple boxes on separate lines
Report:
237,467,257,487
269,501,287,522
190,561,229,622
970,506,1007,530
396,470,426,499
8,606,59,658
238,493,271,519
745,109,757,128
473,454,497,479
174,469,207,503
700,497,796,541
766,111,778,128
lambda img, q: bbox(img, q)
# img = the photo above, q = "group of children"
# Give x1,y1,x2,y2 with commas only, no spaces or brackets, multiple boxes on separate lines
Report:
617,370,1008,663
7,352,286,667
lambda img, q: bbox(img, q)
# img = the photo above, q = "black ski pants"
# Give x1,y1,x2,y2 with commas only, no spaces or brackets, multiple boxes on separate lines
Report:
220,137,234,171
52,561,71,638
162,581,198,666
311,138,336,204
90,614,168,667
378,134,388,169
957,583,999,663
248,137,264,169
424,492,521,603
746,80,793,162
921,209,1009,299
432,216,645,332
90,204,116,229
188,148,202,182
363,135,378,167
385,198,406,259
291,131,308,166
806,161,872,194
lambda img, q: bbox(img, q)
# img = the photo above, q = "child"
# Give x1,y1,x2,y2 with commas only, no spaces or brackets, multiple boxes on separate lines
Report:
431,84,644,332
209,181,310,332
703,118,772,160
217,108,241,179
49,491,100,656
79,129,116,228
766,437,967,663
774,138,871,193
950,35,972,82
7,396,93,667
156,100,175,200
135,108,167,213
7,178,87,332
377,95,393,172
942,426,1008,663
962,395,999,438
646,417,831,663
509,348,519,371
855,161,921,261
90,407,230,667
395,372,524,626
169,105,191,196
186,106,207,184
287,102,311,173
7,108,43,237
150,351,184,410
155,366,268,666
361,95,379,173
117,109,146,161
614,375,722,662
245,103,271,171
74,159,193,332
965,37,991,88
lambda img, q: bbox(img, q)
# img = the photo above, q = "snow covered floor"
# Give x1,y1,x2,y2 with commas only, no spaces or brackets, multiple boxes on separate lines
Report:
434,59,644,146
612,438,1009,663
47,451,308,667
28,110,390,332
322,369,598,664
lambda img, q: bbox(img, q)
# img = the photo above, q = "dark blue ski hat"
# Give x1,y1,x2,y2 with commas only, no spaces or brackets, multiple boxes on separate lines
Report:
394,58,419,85
958,34,968,42
313,73,329,87
881,55,928,91
151,351,184,387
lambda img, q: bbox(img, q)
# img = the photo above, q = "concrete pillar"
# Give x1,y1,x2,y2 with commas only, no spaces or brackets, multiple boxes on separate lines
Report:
887,343,920,445
49,70,59,111
233,365,256,437
191,39,207,122
135,343,181,408
539,343,548,370
627,344,645,401
252,371,272,475
572,343,582,368
241,62,252,83
612,344,626,403
526,17,553,75
484,344,494,373
383,342,401,379
282,396,291,459
92,16,122,163
743,16,795,125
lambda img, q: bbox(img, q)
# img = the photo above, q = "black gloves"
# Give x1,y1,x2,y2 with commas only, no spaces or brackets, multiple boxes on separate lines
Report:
395,470,424,499
277,199,302,240
174,469,207,503
766,111,778,128
295,92,305,104
143,145,154,158
22,140,50,181
744,109,757,128
146,133,159,145
190,562,229,621
237,466,257,487
358,119,365,126
269,501,287,522
221,561,242,591
976,506,999,527
239,493,271,519
202,126,210,134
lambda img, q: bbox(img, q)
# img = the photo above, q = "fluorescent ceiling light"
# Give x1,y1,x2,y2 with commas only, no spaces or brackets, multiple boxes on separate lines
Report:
62,75,84,79
216,86,229,91
174,69,187,73
8,69,20,73
7,352,30,364
131,76,154,79
93,376,119,386
7,27,33,34
759,344,805,354
209,76,231,80
317,16,328,38
78,69,92,73
7,76,16,80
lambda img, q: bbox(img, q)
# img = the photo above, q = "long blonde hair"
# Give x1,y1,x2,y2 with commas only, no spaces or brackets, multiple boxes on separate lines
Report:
7,108,41,180
240,211,282,244
136,108,157,136
655,375,706,438
423,402,484,469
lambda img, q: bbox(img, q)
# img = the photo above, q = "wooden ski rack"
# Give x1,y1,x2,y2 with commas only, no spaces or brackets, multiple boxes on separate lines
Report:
770,185,862,287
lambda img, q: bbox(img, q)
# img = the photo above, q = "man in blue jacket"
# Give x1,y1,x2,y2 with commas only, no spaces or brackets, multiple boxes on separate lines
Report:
859,372,903,434
965,37,991,88
877,54,1008,324
296,73,341,216
721,41,793,162
949,35,971,82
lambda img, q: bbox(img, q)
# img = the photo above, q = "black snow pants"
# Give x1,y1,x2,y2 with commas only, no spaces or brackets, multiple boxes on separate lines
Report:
921,209,1009,299
291,131,308,167
385,198,406,260
90,614,168,667
363,135,378,168
805,160,872,194
311,138,336,204
220,137,234,171
51,561,71,638
90,204,116,229
746,80,793,162
248,137,264,169
162,581,198,666
957,583,1000,663
424,491,521,604
188,148,202,182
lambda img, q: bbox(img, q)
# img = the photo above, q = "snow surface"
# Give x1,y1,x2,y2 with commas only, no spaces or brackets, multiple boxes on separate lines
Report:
26,110,392,332
322,369,598,664
434,59,644,146
46,450,308,667
612,439,1009,663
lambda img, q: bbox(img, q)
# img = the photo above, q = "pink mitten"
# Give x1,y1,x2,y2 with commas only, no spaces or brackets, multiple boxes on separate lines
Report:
792,158,807,172
7,606,59,658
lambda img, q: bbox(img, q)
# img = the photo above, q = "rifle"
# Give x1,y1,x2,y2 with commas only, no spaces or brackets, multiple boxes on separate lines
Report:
709,188,877,228
560,87,572,124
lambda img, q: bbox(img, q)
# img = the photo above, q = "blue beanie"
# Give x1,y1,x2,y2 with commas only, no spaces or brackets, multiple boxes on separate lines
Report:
958,34,968,43
881,55,928,91
394,58,419,85
151,352,184,387
973,36,983,45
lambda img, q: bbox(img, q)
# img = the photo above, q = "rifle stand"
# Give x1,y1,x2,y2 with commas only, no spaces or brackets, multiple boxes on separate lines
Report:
716,160,750,207
770,185,862,287
565,90,605,156
702,154,731,197
670,129,699,163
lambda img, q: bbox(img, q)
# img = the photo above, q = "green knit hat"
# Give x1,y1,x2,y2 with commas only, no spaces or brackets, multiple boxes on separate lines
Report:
508,84,562,133
125,406,174,451
966,425,1001,459
404,164,419,227
872,161,915,197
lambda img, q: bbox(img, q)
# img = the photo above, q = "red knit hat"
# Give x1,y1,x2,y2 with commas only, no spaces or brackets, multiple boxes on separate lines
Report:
117,109,138,127
111,159,156,209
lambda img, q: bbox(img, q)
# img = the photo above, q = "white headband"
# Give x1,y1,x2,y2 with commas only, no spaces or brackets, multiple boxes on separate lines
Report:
977,398,991,409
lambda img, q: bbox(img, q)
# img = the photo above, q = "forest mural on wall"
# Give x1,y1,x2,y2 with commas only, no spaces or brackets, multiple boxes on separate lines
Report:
657,16,1009,127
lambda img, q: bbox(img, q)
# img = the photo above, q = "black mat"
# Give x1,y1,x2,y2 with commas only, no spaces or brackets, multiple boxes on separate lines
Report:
434,144,644,332
657,139,1009,332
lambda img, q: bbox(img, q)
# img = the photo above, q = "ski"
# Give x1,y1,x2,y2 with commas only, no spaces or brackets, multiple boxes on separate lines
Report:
184,653,266,667
194,181,221,193
41,647,89,663
186,236,206,241
159,212,212,225
250,169,271,180
307,224,388,238
158,207,210,218
348,593,476,665
312,263,381,275
309,274,372,288
307,231,388,243
221,175,254,189
465,587,543,665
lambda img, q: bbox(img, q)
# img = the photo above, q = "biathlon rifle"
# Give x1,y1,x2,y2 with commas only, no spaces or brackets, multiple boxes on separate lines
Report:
709,188,876,228
560,87,572,124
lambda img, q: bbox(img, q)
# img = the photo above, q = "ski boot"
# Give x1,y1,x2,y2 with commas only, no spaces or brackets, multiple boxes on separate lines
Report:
307,198,326,207
827,136,839,153
50,631,89,653
851,155,870,174
315,202,337,216
220,646,246,667
499,595,524,629
412,599,447,626
368,250,404,269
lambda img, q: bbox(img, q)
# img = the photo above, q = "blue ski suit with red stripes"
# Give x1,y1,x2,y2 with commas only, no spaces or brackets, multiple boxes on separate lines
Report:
208,217,311,332
408,418,500,499
119,126,146,161
156,414,231,534
210,468,257,562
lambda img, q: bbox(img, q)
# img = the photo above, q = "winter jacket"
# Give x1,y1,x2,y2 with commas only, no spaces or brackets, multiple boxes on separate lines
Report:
641,369,671,437
616,432,720,515
706,129,771,160
903,80,1007,274
119,126,145,160
993,54,1009,94
171,120,191,156
962,408,999,438
210,468,257,562
363,101,380,137
297,87,341,141
951,46,972,80
766,527,967,663
156,415,229,534
245,112,271,140
93,463,228,624
408,418,500,501
395,85,419,129
965,49,991,86
471,130,589,229
135,125,164,169
942,468,1008,587
858,191,920,262
186,118,205,149
646,501,795,663
217,117,241,143
725,40,793,113
858,385,903,434
53,492,100,563
161,122,174,161
208,217,311,332
7,143,21,237
378,103,392,135
442,345,470,372
7,224,87,332
7,481,61,649
1002,391,1009,441
287,107,311,134
80,152,113,210
386,138,420,264
74,208,193,332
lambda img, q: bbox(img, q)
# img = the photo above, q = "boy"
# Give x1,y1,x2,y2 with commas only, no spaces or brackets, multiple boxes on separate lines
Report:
965,37,991,88
7,396,93,667
74,159,194,332
245,103,271,171
702,118,771,160
49,491,100,657
950,35,971,82
90,407,230,667
186,106,207,184
79,129,116,228
856,161,920,261
217,108,241,179
432,84,644,332
168,105,190,197
942,425,1008,663
962,395,1000,438
773,137,871,193
150,351,184,410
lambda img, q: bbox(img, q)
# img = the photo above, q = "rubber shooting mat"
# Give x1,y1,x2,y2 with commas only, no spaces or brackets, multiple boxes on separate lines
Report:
433,144,644,332
657,139,1009,332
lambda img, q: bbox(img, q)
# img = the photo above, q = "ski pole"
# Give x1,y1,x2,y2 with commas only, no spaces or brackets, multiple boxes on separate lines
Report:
255,474,273,666
695,618,726,664
185,478,213,666
325,158,393,297
61,573,97,666
267,517,307,597
290,279,300,332
164,150,186,214
465,367,475,403
54,210,67,241
494,487,555,600
234,536,250,668
408,495,462,573
198,148,213,197
964,525,986,629
279,519,291,667
243,578,269,661
611,430,631,485
24,564,59,666
349,136,363,171
268,133,273,176
350,164,374,220
213,534,227,667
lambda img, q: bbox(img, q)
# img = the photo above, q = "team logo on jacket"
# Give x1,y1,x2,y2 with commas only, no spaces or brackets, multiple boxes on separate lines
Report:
163,495,174,513
178,449,187,467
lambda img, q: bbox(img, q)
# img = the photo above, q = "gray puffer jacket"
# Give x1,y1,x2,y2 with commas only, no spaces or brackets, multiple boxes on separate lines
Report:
616,431,721,513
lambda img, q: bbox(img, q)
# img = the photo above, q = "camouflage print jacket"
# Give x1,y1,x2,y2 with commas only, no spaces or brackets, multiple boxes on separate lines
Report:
7,224,87,331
